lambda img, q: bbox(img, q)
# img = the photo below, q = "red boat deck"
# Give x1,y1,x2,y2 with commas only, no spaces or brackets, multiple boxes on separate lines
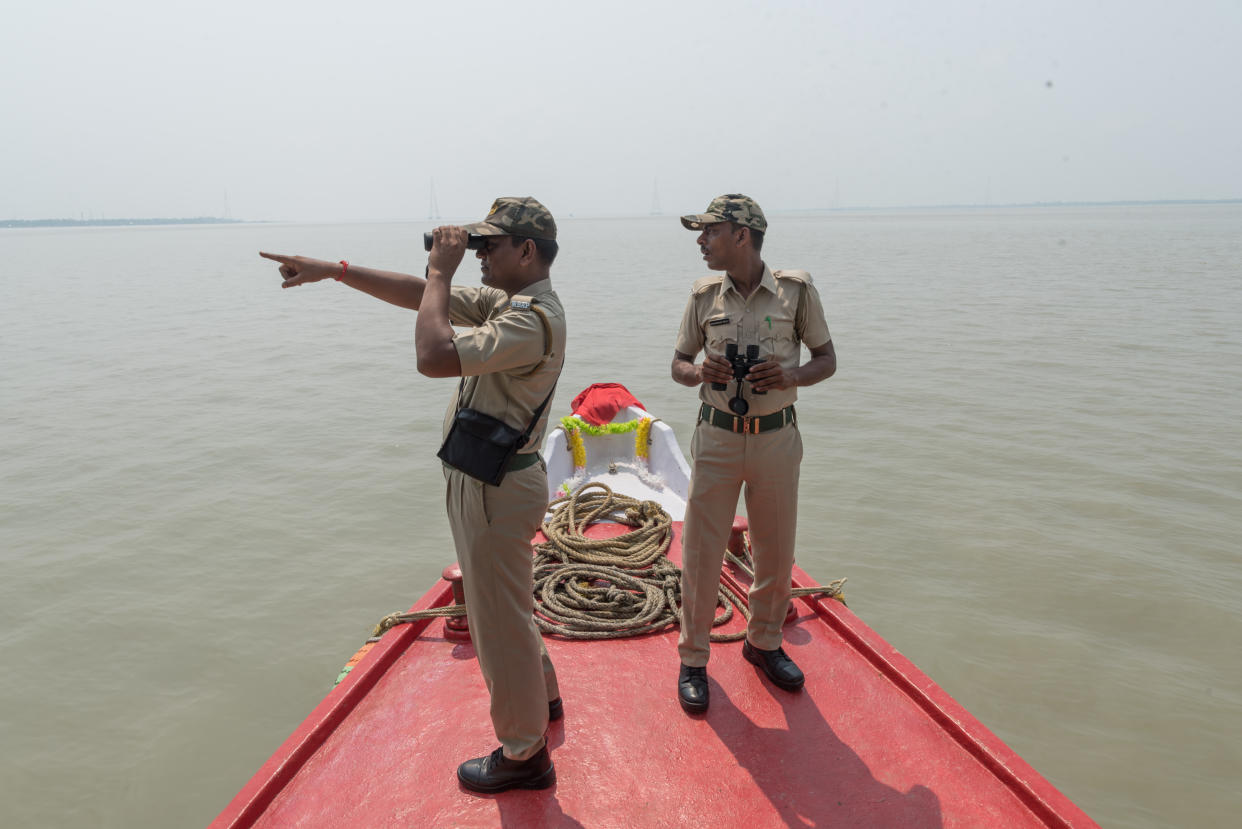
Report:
212,522,1097,828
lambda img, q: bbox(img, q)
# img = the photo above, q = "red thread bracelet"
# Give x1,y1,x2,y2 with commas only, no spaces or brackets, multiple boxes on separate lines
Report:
336,260,349,281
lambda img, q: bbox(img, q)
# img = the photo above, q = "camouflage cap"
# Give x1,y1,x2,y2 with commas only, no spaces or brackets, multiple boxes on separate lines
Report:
680,193,767,232
462,196,557,240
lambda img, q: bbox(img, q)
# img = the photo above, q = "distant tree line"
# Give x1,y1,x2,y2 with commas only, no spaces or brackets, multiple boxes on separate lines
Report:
0,217,245,228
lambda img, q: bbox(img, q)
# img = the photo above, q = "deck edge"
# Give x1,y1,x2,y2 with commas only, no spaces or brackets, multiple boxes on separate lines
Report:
779,564,1100,829
208,578,456,829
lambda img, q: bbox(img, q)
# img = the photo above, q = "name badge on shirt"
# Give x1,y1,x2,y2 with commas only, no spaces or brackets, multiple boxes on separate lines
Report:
708,316,731,326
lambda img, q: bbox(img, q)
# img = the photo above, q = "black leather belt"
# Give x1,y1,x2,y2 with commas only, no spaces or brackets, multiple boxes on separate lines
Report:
508,452,543,472
699,403,796,435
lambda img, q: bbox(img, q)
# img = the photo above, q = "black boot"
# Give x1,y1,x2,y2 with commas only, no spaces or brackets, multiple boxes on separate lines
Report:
678,663,709,713
457,745,556,793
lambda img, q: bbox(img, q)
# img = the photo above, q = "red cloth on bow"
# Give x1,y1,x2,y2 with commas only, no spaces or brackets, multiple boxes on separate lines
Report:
569,383,646,426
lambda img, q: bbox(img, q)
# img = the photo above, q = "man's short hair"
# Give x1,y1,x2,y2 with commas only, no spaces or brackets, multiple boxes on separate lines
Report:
719,222,764,253
746,227,765,252
511,235,559,266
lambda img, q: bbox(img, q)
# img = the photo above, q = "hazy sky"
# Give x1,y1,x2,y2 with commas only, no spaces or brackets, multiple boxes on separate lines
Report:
4,0,1240,222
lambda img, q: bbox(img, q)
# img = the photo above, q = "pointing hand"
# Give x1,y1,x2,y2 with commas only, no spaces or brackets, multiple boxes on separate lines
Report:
259,251,341,288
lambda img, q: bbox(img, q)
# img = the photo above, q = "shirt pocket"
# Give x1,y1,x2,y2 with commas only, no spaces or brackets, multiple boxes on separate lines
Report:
706,328,737,357
758,314,797,356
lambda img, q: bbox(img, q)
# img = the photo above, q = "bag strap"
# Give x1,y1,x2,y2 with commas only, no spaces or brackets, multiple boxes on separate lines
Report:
451,377,555,446
517,301,556,442
515,302,554,378
518,382,557,446
451,301,551,409
452,297,557,445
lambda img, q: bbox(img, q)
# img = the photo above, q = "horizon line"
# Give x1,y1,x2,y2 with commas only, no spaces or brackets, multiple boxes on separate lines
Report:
5,198,1241,227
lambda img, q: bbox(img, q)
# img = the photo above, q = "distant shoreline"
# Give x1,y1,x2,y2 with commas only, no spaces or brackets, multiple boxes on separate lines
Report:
784,198,1242,213
4,199,1239,228
0,217,249,229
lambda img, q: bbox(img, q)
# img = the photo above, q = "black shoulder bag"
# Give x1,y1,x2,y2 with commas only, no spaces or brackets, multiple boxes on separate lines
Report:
436,304,555,486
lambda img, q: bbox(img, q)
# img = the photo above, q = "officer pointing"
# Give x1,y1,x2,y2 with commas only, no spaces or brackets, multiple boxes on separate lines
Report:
260,196,567,793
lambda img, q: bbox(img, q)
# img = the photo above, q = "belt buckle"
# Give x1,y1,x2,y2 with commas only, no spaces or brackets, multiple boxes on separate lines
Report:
743,415,753,434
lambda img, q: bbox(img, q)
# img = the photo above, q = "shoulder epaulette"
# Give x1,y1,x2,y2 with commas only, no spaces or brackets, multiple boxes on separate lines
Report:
691,275,725,294
509,298,553,377
773,269,813,285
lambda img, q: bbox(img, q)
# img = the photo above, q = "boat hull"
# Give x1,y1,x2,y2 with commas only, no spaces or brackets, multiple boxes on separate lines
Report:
211,521,1097,829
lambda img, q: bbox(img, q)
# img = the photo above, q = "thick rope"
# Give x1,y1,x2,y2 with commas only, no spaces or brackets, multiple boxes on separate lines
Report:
725,532,848,607
367,483,845,642
532,482,749,641
372,604,465,640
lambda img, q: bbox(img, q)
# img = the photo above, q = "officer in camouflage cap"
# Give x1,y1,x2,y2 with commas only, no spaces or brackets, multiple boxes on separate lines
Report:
670,193,837,714
259,196,566,793
464,196,558,240
679,193,769,233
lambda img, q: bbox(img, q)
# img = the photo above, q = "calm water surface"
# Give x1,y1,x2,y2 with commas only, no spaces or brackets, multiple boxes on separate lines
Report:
2,206,1240,828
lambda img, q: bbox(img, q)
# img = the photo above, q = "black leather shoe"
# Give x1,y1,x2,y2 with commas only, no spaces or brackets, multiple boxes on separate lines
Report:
678,664,709,713
548,697,563,721
457,745,556,793
742,641,805,691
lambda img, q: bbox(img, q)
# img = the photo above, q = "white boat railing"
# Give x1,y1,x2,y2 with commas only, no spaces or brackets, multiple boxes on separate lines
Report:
541,405,692,521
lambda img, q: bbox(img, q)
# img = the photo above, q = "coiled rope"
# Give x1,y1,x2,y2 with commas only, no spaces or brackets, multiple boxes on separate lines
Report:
532,482,749,641
367,483,845,643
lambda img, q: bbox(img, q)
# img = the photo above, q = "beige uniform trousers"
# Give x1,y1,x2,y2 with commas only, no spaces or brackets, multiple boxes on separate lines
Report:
445,461,559,761
677,419,803,667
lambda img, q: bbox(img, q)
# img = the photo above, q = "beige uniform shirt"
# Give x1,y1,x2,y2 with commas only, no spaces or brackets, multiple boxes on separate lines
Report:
443,278,566,454
675,264,831,417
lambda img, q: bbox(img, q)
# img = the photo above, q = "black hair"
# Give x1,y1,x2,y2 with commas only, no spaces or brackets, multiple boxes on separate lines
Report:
721,222,764,252
747,227,765,252
511,235,559,266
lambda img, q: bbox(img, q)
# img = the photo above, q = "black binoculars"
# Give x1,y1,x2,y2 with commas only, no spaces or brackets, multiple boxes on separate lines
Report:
712,343,766,415
423,232,489,252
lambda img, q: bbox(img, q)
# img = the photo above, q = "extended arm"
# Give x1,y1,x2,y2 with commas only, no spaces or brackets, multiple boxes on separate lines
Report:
258,252,428,310
259,224,467,377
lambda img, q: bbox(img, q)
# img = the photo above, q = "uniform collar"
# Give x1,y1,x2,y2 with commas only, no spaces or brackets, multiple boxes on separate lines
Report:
518,277,554,298
721,263,775,298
